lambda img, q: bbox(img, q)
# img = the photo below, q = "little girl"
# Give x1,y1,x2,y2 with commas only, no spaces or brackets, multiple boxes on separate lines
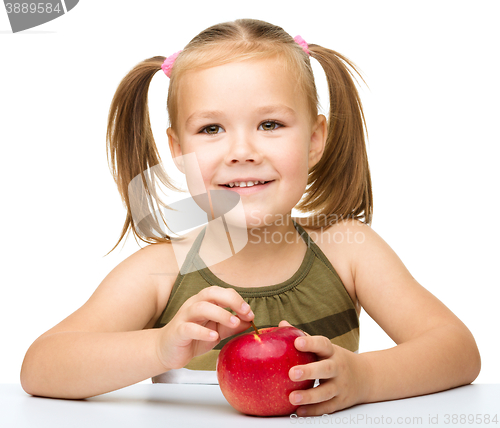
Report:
20,18,480,416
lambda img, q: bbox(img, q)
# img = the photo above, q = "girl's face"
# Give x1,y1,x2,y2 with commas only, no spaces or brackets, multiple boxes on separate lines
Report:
168,57,326,228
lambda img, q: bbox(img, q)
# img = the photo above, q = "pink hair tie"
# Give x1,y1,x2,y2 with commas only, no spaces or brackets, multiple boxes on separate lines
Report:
294,35,310,55
161,50,182,78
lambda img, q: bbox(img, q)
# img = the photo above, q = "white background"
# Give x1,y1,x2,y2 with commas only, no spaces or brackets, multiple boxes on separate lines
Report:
1,0,499,387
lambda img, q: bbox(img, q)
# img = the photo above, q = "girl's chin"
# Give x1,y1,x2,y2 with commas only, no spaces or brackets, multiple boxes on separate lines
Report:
209,213,286,229
244,213,294,229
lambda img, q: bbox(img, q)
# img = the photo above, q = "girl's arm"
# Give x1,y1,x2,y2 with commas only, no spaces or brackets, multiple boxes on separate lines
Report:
20,244,175,399
286,220,480,416
20,243,253,399
352,221,481,401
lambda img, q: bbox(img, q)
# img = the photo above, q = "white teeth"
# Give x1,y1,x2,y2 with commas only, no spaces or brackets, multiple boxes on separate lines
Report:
224,180,269,187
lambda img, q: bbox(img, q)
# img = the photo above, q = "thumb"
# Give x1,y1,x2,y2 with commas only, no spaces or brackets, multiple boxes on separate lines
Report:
218,320,252,341
278,320,293,327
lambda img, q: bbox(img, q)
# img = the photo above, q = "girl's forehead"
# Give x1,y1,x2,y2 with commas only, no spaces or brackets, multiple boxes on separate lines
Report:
176,59,307,119
179,58,290,88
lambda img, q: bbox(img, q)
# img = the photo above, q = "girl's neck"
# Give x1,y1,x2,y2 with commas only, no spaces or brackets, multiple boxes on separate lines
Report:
198,214,307,286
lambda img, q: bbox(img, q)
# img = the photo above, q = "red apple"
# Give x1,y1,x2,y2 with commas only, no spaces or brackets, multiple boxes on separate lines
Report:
216,326,317,416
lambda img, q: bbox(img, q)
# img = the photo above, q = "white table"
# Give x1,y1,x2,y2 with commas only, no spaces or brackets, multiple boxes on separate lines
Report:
1,383,499,428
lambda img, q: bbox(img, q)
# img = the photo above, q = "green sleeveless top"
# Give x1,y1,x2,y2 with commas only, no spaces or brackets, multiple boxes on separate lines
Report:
152,219,359,374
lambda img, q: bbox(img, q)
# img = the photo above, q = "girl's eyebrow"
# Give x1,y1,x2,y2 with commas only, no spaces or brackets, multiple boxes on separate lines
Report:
185,104,296,128
185,109,225,128
256,104,297,117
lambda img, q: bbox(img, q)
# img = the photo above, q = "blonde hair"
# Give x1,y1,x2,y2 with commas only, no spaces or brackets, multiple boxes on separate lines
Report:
106,18,372,253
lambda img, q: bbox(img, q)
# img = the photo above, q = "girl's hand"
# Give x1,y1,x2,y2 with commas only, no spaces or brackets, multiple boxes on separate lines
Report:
156,286,254,371
278,320,370,416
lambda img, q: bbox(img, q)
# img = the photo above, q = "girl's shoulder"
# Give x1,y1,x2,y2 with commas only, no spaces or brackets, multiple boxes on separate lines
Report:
136,242,180,328
144,226,206,326
294,217,370,315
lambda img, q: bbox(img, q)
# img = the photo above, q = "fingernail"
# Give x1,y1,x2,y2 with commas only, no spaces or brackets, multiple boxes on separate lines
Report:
294,369,303,380
248,310,254,318
209,331,218,339
297,407,306,416
230,315,239,325
241,302,250,312
294,393,302,404
296,338,306,348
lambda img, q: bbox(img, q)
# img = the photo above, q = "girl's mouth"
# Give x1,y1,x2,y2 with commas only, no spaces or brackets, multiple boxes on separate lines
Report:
218,180,274,195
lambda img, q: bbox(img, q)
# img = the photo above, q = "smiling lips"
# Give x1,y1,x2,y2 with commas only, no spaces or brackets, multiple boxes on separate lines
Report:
218,180,274,194
221,180,273,188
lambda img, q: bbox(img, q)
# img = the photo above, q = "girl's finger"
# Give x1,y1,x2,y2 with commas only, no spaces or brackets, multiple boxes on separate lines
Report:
186,300,244,329
289,380,338,407
289,358,337,382
294,335,335,359
195,286,254,321
294,394,341,418
217,320,253,341
179,322,220,342
278,320,311,336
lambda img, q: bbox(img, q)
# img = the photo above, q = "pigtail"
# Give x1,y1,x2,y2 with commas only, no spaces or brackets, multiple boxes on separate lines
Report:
106,56,182,254
297,45,373,228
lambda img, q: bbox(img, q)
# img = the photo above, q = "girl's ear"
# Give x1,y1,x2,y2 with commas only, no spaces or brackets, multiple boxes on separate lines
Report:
308,114,327,169
167,127,185,173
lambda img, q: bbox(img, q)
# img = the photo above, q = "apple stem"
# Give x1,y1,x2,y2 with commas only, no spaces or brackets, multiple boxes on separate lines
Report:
251,321,259,335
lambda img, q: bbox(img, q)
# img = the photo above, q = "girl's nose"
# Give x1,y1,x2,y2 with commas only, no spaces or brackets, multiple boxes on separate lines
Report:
224,134,263,165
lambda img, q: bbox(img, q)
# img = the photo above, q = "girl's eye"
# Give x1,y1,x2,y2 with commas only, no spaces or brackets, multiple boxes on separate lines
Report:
200,121,282,135
201,125,224,135
259,121,282,131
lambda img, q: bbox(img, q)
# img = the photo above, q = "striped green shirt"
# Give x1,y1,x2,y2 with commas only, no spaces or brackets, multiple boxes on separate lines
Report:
152,219,359,382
